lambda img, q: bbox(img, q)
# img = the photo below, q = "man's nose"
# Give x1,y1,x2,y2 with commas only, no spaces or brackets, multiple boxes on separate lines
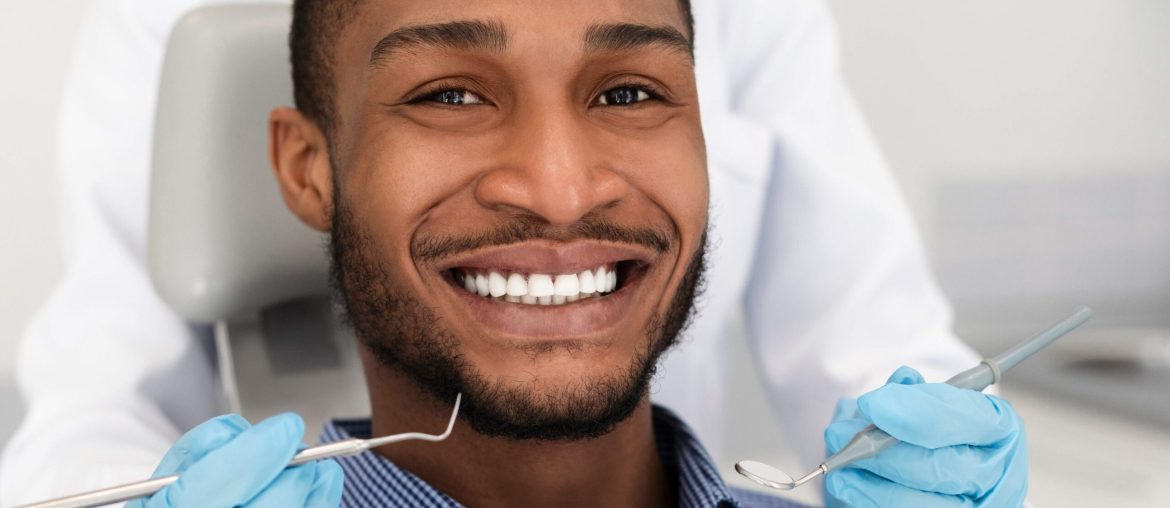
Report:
474,105,628,226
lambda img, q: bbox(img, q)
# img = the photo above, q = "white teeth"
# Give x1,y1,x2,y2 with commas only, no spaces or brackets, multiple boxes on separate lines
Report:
596,266,610,292
506,273,527,296
578,270,596,294
488,272,507,297
455,264,622,306
475,274,489,296
527,274,555,297
553,274,579,296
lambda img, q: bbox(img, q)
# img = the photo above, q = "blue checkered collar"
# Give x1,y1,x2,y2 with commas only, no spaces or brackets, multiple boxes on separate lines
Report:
320,405,794,507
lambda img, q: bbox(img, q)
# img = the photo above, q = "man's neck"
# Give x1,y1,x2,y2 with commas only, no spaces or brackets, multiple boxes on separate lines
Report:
360,359,674,508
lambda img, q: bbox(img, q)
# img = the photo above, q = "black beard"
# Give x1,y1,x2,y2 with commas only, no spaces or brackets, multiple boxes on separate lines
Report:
328,198,707,441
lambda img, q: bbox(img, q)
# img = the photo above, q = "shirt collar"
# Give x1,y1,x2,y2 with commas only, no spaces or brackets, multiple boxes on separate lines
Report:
321,419,459,507
651,406,739,507
321,405,739,508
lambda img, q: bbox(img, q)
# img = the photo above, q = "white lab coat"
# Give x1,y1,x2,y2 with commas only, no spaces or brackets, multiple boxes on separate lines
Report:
0,0,979,504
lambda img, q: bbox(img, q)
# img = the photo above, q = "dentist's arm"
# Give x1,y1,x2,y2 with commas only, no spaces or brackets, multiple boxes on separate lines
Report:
0,1,275,504
732,0,982,466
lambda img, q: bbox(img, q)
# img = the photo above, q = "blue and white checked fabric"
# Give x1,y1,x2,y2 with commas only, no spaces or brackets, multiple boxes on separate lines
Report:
319,405,809,507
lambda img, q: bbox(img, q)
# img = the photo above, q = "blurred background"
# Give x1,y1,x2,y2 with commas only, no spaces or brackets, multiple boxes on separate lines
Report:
0,0,81,452
1,1,1167,506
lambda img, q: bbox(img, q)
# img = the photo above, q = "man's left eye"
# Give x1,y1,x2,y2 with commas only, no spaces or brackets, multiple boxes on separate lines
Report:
594,86,656,106
418,88,486,106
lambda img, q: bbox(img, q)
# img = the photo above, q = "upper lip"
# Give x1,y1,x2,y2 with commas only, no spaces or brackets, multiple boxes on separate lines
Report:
429,240,658,274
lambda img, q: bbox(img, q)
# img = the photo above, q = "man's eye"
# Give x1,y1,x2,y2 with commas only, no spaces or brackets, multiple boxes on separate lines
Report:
419,89,485,106
595,86,655,106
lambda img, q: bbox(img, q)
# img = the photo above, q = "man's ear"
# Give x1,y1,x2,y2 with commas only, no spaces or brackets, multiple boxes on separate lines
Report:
268,107,333,231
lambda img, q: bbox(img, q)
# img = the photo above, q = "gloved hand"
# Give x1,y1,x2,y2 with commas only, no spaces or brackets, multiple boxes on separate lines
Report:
823,366,1027,507
127,413,344,508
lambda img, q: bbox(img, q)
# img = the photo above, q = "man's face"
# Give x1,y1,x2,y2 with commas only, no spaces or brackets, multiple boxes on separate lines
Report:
325,0,707,439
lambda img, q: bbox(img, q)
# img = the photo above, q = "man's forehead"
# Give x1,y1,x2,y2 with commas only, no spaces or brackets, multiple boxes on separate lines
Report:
348,0,689,60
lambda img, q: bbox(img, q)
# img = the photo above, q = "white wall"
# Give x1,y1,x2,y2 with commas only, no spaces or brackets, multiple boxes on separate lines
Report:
828,0,1170,207
0,1,85,439
826,0,1170,334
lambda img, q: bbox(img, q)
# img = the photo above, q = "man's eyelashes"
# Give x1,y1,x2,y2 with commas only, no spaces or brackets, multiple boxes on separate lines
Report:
404,84,665,108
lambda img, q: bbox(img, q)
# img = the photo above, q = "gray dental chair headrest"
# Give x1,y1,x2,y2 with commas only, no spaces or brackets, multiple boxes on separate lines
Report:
149,4,329,323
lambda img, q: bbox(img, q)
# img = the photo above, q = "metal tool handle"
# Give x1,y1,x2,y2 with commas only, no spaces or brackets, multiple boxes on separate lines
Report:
821,307,1092,474
14,440,368,508
290,439,367,466
14,475,179,508
821,362,995,473
15,395,461,508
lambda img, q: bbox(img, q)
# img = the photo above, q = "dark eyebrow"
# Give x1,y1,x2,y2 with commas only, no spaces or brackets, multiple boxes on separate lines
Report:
369,20,507,66
584,23,693,60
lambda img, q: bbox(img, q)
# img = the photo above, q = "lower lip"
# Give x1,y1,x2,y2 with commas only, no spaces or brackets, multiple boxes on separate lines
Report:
442,271,646,339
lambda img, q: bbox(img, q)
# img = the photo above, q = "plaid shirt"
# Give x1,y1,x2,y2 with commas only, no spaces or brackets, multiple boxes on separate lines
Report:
320,406,808,508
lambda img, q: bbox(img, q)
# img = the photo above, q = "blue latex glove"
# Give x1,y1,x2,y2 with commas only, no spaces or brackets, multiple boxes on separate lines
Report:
823,366,1027,507
127,413,344,508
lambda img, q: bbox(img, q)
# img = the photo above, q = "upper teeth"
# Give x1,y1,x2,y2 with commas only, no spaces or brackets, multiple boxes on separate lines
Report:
458,265,618,305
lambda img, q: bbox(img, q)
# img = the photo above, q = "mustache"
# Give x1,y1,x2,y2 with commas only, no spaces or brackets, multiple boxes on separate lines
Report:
412,215,673,262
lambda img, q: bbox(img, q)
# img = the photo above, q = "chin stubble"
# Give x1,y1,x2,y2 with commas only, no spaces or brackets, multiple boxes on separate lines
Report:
328,197,707,441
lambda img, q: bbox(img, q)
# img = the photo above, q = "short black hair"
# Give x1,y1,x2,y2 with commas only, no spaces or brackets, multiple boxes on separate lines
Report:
290,0,694,140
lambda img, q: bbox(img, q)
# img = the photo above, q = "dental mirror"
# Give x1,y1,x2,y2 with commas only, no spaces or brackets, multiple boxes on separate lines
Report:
734,460,823,491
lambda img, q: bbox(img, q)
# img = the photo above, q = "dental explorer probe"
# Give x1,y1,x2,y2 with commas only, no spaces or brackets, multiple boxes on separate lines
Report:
16,394,462,508
737,306,1092,491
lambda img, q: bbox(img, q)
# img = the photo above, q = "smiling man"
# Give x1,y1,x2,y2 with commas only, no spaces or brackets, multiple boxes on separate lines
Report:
105,0,1028,507
263,0,760,506
294,10,710,445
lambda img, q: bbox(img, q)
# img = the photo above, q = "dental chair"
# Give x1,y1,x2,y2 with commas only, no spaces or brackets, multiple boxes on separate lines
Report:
147,4,369,434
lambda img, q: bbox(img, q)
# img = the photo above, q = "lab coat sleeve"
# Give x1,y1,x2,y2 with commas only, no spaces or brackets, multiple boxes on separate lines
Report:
731,0,982,466
0,0,242,504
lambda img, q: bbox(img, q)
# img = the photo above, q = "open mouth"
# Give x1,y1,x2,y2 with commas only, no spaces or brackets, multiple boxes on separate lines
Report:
429,242,661,337
445,261,647,307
